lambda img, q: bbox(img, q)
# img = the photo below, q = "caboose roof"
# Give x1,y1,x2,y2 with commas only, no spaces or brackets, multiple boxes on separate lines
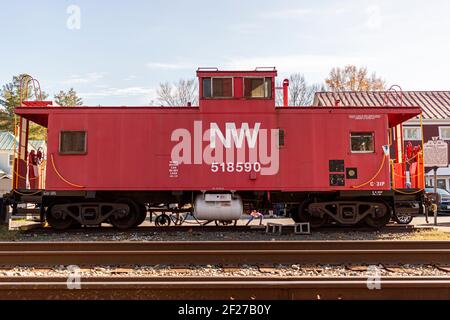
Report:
196,67,277,78
14,105,421,128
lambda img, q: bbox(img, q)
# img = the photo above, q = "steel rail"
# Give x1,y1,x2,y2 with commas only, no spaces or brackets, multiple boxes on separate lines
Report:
0,276,449,300
1,241,450,266
1,240,450,250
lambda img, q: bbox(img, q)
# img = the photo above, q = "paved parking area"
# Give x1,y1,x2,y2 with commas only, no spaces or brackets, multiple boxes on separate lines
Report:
412,215,450,232
246,215,450,233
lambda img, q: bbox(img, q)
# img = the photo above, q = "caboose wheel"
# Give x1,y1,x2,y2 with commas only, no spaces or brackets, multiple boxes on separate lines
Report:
110,199,138,230
296,200,328,228
364,202,390,228
46,203,76,230
133,203,148,227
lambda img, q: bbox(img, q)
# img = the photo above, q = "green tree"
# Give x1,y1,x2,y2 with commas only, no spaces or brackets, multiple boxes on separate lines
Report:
0,74,49,139
54,88,83,106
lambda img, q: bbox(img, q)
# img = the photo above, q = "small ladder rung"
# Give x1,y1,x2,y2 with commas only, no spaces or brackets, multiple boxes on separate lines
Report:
16,208,41,215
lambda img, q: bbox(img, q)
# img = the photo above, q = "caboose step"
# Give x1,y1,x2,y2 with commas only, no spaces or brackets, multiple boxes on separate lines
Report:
16,208,41,216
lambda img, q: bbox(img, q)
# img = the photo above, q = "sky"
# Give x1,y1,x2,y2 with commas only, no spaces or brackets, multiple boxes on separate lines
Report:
0,0,449,106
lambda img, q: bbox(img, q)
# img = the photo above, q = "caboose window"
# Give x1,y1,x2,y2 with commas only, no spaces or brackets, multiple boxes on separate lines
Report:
202,78,212,97
244,77,272,98
212,78,232,97
350,132,374,153
59,131,86,154
202,77,233,98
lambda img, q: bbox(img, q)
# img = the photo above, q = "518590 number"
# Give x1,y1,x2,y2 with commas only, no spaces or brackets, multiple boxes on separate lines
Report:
211,162,261,173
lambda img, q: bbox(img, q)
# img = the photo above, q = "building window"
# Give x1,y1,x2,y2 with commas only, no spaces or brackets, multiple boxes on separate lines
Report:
9,154,14,167
202,77,233,98
59,131,87,154
350,132,374,153
403,127,422,141
437,179,447,190
244,77,272,98
439,127,450,140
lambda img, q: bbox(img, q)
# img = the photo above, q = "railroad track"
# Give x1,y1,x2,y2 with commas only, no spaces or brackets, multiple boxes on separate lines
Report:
1,240,450,266
0,276,449,299
19,223,415,233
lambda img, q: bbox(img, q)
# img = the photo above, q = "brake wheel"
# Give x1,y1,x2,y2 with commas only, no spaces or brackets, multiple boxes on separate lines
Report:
155,213,171,226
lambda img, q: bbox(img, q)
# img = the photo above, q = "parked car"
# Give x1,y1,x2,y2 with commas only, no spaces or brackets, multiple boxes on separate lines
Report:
425,188,450,215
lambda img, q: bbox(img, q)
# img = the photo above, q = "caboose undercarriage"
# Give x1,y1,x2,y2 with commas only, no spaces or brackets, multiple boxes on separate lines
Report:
2,189,423,230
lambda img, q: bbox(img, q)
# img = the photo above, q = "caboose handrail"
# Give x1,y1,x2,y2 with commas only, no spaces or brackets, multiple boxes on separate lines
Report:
19,74,43,105
382,85,403,107
50,154,84,188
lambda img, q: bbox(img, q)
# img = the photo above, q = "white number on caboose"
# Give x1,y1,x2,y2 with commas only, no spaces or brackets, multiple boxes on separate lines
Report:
211,162,261,173
370,181,385,187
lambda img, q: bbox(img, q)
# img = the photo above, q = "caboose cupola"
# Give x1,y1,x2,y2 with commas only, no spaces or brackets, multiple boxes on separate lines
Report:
197,67,277,112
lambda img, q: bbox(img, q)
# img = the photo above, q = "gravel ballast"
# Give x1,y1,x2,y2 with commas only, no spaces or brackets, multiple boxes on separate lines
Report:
13,228,450,242
0,264,448,278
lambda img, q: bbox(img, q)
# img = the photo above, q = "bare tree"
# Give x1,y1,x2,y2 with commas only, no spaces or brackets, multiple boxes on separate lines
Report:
325,65,385,91
157,79,198,106
276,73,324,106
288,73,325,106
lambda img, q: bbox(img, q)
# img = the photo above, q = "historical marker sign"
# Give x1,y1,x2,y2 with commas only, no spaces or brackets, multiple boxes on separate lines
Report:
423,138,448,168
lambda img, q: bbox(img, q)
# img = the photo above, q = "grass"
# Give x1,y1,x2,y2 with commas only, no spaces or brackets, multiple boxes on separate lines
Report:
0,225,17,241
405,229,450,240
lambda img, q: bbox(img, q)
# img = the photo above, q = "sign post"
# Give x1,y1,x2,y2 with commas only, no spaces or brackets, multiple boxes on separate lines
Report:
423,138,448,225
433,166,438,225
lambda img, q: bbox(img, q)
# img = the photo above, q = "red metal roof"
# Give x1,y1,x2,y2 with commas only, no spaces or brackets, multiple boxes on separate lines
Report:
313,91,450,120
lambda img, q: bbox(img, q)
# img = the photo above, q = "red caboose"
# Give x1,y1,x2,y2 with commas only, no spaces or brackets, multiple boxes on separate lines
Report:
4,68,424,229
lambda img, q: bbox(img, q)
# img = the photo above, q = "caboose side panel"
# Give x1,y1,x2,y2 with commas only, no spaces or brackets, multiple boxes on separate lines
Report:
278,110,390,191
44,108,390,191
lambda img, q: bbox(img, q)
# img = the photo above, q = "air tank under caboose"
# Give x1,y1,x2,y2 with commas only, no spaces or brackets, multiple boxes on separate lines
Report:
193,193,243,221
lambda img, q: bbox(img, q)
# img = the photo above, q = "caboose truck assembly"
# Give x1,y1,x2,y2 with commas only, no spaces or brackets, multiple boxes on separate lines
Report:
0,68,425,230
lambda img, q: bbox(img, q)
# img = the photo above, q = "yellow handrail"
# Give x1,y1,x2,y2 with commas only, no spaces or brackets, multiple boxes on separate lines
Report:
351,153,387,189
